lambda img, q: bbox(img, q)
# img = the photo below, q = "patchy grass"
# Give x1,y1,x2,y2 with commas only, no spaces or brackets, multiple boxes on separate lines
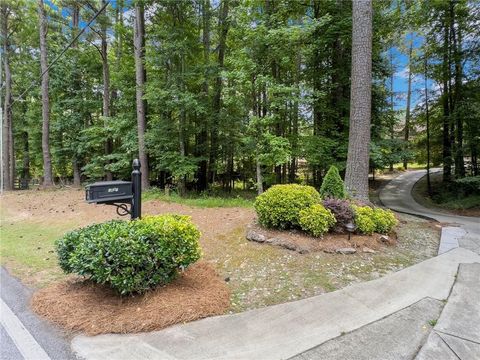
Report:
412,172,480,216
143,188,254,208
0,212,71,286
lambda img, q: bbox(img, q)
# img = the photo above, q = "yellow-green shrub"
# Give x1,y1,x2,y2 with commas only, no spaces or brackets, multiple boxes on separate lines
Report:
299,204,336,237
353,205,398,234
372,208,398,234
352,205,376,235
254,184,321,229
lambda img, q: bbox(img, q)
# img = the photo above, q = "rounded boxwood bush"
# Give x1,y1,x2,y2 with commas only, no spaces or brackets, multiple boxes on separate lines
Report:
299,204,336,237
352,205,376,235
55,215,201,295
319,165,346,199
372,208,398,234
254,184,321,229
352,205,398,235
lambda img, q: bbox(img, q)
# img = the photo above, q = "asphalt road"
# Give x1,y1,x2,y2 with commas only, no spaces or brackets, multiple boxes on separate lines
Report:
379,169,480,254
0,267,76,360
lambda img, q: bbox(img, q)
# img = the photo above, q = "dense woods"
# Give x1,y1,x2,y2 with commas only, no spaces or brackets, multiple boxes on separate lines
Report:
1,0,479,196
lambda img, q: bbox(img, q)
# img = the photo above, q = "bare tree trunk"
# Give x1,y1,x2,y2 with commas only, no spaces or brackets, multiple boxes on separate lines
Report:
71,3,81,187
22,132,30,181
37,0,53,187
403,38,413,170
196,0,210,192
424,55,432,195
256,158,263,195
344,0,372,201
100,0,113,181
442,12,452,183
1,3,13,190
451,2,464,178
134,3,149,190
209,0,230,183
389,49,394,172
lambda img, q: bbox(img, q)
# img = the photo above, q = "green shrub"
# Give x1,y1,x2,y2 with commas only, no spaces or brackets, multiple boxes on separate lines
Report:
319,165,346,199
299,204,336,237
372,208,398,234
454,176,480,196
352,205,376,235
55,215,202,295
352,205,398,234
254,184,321,229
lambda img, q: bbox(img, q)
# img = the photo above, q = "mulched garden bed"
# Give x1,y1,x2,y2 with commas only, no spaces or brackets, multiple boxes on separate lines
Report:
246,222,396,255
31,262,230,336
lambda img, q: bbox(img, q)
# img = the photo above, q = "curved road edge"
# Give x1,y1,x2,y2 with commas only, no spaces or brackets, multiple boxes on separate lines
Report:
379,170,480,255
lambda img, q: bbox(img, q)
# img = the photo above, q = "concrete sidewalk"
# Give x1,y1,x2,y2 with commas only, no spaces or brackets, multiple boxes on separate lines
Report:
416,263,480,360
72,248,480,360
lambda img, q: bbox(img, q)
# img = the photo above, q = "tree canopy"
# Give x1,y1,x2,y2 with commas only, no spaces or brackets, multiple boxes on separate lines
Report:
1,0,479,194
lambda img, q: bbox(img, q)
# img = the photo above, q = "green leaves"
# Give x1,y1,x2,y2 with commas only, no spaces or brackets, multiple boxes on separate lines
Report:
319,165,346,199
254,184,321,229
299,204,336,237
55,215,202,295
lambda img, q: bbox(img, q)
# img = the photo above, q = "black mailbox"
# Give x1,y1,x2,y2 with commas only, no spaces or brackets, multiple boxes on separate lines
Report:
85,180,133,204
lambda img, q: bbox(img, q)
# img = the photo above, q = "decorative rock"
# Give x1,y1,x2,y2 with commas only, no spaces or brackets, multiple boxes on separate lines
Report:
271,237,297,251
335,247,357,255
246,229,267,243
363,247,376,254
380,235,390,243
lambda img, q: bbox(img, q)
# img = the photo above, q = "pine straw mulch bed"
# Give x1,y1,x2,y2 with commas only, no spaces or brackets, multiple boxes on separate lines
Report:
31,262,230,336
246,222,397,254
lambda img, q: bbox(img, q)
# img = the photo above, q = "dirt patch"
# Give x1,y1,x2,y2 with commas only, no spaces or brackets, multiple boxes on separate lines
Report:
246,223,395,254
31,262,230,335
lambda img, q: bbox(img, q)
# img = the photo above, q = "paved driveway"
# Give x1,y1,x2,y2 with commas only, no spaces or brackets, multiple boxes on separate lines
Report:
379,169,480,254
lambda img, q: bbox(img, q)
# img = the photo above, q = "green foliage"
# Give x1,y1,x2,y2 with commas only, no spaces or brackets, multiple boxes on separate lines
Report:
352,205,376,235
352,205,398,234
372,208,398,234
319,165,346,199
143,188,254,208
299,204,336,237
55,215,202,295
254,184,321,229
453,176,480,196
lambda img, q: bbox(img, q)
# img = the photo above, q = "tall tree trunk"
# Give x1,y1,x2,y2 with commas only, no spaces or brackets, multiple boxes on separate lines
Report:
442,13,452,183
71,3,81,187
403,38,413,170
134,2,149,189
197,0,210,192
101,0,113,181
389,49,395,172
37,0,53,187
451,1,464,178
256,158,263,195
1,3,12,190
22,132,30,181
424,56,432,195
209,0,230,183
344,0,372,201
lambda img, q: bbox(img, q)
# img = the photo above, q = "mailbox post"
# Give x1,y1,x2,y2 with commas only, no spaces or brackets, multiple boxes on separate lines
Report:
85,159,142,220
131,159,141,219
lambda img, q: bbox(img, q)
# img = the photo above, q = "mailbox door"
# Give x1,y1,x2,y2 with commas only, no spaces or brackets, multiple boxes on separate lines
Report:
86,181,133,203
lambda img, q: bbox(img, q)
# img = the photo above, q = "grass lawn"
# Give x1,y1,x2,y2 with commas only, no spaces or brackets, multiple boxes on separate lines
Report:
1,189,440,313
143,187,254,208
